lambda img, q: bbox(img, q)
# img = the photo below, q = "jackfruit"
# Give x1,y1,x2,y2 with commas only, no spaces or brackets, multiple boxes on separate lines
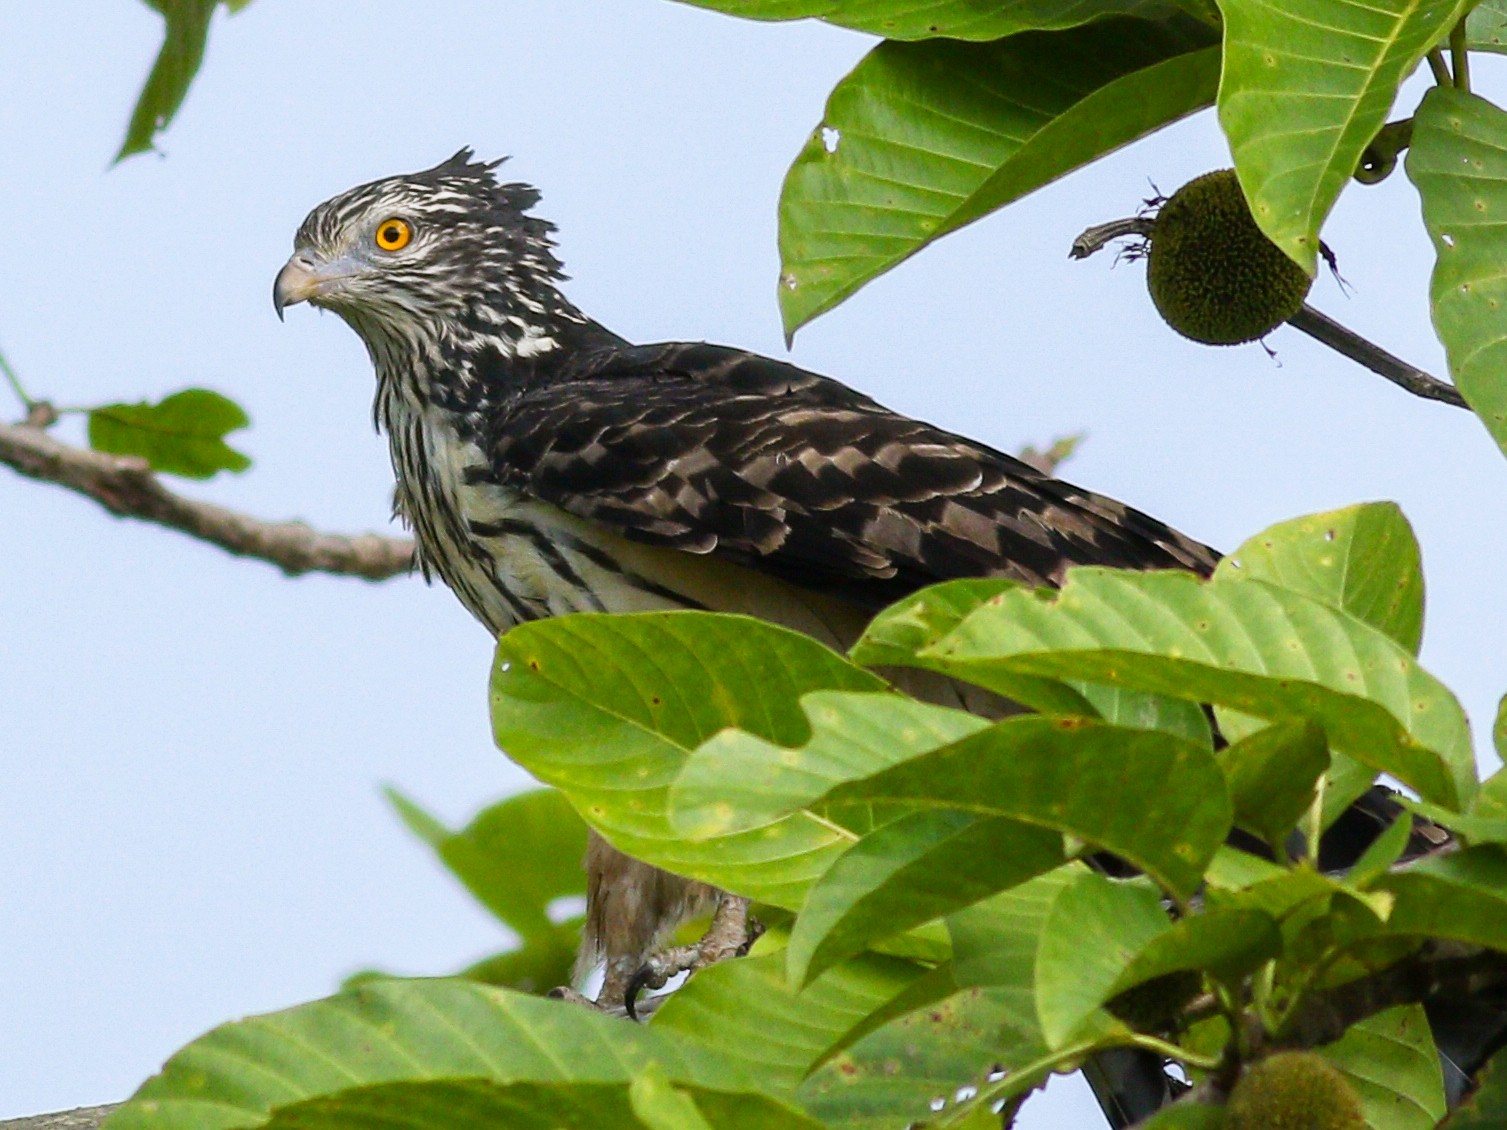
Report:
1147,169,1313,346
1226,1051,1366,1130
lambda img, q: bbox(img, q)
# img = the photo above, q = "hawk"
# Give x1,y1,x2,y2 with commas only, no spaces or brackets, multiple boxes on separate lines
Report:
274,149,1220,1011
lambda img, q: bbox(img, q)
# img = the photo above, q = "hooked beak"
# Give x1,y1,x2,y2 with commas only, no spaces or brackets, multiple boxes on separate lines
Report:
273,253,356,321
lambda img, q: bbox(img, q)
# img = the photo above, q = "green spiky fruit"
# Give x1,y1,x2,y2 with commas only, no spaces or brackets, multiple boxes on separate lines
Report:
1226,1051,1366,1130
1147,169,1313,346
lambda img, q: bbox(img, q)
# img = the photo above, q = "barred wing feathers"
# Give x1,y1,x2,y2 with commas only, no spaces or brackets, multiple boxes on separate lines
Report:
488,343,1219,610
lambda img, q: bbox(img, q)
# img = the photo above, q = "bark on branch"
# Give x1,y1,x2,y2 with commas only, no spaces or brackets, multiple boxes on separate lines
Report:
0,1105,118,1130
0,418,414,580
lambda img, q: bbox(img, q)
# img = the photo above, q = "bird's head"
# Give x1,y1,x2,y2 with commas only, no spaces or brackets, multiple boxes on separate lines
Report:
274,149,571,361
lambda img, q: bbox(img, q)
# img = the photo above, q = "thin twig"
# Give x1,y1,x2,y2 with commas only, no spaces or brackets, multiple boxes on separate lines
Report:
0,419,415,580
1070,217,1155,260
0,344,35,410
1286,305,1467,408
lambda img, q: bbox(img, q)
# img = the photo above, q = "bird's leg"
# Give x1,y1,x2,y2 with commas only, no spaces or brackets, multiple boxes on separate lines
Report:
623,893,761,1018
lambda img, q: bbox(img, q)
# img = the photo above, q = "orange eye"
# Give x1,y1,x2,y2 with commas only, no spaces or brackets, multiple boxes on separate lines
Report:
375,218,412,251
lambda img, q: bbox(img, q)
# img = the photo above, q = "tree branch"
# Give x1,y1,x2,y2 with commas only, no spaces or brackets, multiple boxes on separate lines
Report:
0,1105,118,1130
0,418,414,580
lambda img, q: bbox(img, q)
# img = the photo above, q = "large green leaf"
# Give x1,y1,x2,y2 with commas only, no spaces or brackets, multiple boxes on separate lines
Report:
1218,0,1469,272
1034,871,1281,1046
252,1078,825,1130
385,788,586,993
1381,846,1507,952
87,388,251,479
1215,503,1426,655
786,810,1065,986
103,979,756,1130
388,788,587,945
650,949,925,1094
1217,718,1330,848
896,568,1474,809
1409,86,1507,460
1467,0,1507,53
490,613,883,910
823,716,1232,898
778,18,1219,335
672,0,1199,40
1320,1005,1446,1130
799,983,1057,1130
118,2,248,162
854,580,1211,742
670,691,987,839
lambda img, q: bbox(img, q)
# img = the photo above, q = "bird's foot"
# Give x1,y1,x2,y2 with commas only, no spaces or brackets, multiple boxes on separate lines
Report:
623,895,762,1019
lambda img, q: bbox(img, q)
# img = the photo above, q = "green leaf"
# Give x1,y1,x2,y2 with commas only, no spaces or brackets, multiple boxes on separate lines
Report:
1218,0,1468,273
1034,871,1281,1046
824,715,1232,899
1320,1005,1447,1130
670,691,988,839
1218,718,1330,847
1467,1,1507,54
798,983,1054,1130
252,1079,824,1130
387,788,587,944
787,810,1065,986
854,581,1213,744
490,613,883,911
117,2,243,162
672,0,1200,40
852,580,1094,716
650,949,926,1094
1134,1104,1227,1130
916,568,1474,810
778,18,1219,335
948,867,1083,989
87,388,251,479
1215,503,1426,656
1033,870,1170,1046
1409,86,1507,460
103,979,757,1130
383,788,587,993
1381,846,1507,952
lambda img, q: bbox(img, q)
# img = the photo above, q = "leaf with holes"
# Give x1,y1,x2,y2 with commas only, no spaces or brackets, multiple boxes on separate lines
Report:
87,388,251,479
1215,503,1425,656
778,17,1219,335
118,2,248,162
491,613,883,911
1409,86,1507,461
909,568,1474,811
1218,0,1468,272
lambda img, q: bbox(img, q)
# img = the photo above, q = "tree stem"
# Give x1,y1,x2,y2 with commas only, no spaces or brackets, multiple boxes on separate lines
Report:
1286,305,1467,408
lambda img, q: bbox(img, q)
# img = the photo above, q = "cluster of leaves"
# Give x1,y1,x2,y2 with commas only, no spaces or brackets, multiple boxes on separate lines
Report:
102,502,1507,1130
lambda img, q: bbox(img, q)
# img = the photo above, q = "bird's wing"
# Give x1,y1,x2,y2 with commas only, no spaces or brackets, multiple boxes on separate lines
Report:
489,343,1220,610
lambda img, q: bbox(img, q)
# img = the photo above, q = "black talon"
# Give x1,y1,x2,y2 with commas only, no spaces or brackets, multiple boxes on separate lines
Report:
546,986,569,1000
624,966,657,1021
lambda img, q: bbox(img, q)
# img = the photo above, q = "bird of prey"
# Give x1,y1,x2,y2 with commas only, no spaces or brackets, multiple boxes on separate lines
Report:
274,149,1220,1011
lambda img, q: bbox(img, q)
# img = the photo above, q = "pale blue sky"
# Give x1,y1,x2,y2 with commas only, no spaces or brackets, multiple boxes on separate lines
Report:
4,1,1505,1121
